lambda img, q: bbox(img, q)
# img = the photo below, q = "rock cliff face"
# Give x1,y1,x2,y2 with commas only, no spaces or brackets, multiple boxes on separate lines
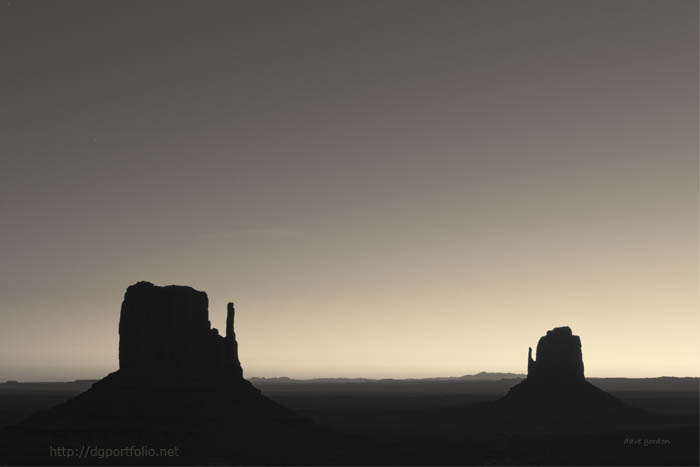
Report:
118,281,242,378
527,326,584,382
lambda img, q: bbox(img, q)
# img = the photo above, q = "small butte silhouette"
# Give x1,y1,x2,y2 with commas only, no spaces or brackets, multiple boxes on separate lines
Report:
497,326,636,419
0,281,681,465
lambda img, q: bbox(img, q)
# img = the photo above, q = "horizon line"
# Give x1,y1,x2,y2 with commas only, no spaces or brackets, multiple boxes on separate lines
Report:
5,372,700,384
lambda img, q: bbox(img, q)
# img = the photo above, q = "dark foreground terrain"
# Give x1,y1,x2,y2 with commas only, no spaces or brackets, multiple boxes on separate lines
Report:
1,376,697,465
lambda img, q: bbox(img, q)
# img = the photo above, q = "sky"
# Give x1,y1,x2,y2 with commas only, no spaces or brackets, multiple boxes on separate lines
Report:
1,1,698,381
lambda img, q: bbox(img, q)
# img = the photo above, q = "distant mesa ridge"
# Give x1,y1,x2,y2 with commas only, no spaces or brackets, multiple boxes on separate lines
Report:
248,372,526,384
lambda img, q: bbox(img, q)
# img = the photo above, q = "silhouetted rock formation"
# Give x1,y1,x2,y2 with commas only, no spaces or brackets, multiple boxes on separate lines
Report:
3,282,328,465
501,326,634,419
526,326,584,381
118,282,243,379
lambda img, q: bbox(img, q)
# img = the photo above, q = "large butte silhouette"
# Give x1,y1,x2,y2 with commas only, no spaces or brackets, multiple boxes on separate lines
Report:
497,326,634,418
4,282,330,465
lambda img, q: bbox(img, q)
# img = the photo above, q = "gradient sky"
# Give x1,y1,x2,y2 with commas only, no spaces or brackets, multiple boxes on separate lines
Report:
1,1,698,381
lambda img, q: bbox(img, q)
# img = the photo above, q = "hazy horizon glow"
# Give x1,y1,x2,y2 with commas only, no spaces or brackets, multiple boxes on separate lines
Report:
1,1,698,381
